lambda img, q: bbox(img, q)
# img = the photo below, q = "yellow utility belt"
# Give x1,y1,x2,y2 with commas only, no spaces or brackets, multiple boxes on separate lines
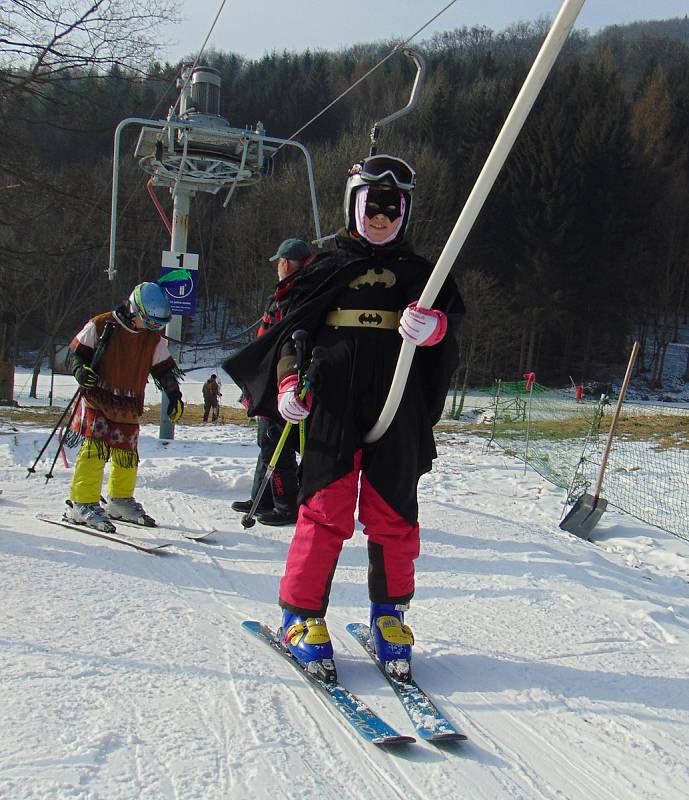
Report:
325,309,401,330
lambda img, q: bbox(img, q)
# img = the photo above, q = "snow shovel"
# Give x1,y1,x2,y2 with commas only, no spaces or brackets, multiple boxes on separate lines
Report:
559,340,639,540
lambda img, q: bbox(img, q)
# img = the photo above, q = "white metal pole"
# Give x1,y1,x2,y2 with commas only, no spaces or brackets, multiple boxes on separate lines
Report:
364,0,586,444
159,189,191,440
109,117,168,281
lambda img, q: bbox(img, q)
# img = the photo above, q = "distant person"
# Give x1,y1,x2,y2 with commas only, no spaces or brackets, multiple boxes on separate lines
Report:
64,282,184,532
202,373,221,422
232,238,314,526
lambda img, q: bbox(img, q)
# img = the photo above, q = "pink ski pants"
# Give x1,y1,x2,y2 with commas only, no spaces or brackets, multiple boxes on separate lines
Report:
279,450,420,616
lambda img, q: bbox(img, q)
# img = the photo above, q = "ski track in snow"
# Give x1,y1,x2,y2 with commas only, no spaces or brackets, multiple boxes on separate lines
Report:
1,422,689,799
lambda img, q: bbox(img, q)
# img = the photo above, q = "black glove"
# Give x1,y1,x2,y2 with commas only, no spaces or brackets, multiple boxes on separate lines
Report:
73,364,98,389
167,390,184,422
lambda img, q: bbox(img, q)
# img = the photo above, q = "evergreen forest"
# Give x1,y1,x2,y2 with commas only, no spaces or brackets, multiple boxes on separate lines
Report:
3,16,689,390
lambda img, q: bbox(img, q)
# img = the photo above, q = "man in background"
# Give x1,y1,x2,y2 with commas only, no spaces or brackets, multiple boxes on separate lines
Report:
202,373,221,422
231,238,314,526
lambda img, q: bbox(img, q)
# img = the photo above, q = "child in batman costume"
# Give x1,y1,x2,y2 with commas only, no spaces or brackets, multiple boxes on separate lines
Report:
224,155,464,682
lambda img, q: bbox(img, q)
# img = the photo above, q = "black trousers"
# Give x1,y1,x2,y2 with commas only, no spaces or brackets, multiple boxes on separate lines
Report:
250,416,299,513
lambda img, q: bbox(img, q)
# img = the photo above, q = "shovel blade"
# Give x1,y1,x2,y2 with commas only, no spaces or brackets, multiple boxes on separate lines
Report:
559,493,608,540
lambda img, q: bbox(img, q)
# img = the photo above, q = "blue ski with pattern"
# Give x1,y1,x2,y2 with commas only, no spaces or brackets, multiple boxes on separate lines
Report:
242,621,415,746
346,622,467,743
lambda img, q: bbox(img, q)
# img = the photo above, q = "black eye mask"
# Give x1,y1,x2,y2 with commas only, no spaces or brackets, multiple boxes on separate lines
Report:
365,187,402,222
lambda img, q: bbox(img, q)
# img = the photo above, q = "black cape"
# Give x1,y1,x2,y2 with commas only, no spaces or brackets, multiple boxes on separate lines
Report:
223,234,464,523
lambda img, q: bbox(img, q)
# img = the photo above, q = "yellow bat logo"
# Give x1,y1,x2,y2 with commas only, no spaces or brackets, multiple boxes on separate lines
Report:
349,268,396,290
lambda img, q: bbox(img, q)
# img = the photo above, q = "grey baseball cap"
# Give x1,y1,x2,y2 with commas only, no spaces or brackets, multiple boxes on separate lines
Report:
269,238,312,262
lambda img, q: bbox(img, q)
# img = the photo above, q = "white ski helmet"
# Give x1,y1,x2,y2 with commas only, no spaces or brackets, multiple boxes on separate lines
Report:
343,154,416,239
129,282,172,331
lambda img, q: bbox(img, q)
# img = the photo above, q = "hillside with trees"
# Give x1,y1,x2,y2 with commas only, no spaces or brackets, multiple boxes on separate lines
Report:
2,15,689,392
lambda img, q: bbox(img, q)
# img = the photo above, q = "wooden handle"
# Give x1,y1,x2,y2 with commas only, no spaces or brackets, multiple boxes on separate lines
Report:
592,340,640,499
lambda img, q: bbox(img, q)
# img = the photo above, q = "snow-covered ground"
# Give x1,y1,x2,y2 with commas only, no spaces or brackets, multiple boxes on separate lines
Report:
2,419,689,799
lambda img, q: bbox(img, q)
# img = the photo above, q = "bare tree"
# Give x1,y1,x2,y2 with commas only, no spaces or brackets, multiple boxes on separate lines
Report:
0,0,179,98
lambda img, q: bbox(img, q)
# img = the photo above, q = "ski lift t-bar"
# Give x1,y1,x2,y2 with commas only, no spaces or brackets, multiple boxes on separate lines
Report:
369,48,426,156
364,0,587,444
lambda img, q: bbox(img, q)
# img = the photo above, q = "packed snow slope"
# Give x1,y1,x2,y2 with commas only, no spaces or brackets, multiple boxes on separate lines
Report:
2,421,689,800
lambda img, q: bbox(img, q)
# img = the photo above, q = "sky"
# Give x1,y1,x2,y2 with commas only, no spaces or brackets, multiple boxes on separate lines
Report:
3,367,689,797
162,0,689,63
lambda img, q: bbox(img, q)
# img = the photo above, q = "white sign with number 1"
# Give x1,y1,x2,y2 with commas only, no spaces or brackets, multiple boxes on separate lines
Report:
161,251,199,270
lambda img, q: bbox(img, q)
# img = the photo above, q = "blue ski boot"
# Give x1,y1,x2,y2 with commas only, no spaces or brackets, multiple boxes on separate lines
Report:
370,603,414,682
280,610,337,683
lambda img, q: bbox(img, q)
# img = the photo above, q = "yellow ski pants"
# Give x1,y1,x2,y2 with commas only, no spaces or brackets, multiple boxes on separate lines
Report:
69,439,138,504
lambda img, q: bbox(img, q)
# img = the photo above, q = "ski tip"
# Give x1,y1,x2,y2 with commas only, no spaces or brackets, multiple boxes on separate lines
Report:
242,620,265,634
426,731,468,743
242,620,281,642
372,734,416,746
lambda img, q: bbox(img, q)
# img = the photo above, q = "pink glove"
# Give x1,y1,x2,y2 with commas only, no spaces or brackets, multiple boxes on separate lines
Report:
277,374,312,422
399,301,447,346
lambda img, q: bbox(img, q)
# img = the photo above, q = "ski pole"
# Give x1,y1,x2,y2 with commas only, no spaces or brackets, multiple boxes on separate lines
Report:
241,345,325,529
292,329,310,458
299,419,305,457
38,319,118,483
241,418,296,529
26,388,80,477
45,398,81,483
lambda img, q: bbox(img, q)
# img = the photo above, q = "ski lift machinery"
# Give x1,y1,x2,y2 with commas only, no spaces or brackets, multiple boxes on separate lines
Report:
109,50,425,439
108,65,322,439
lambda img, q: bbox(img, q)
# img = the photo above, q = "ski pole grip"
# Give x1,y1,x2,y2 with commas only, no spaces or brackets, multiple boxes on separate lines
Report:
302,346,327,392
292,329,310,378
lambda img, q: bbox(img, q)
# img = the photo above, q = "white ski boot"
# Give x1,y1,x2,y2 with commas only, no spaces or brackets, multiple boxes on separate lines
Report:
65,501,116,533
106,496,156,526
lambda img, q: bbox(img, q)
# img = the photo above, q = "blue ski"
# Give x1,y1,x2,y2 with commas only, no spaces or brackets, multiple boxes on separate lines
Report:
346,622,467,743
242,621,415,747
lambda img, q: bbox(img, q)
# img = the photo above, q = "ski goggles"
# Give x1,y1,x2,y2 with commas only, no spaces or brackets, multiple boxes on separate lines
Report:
131,297,168,331
139,315,167,332
349,155,416,191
